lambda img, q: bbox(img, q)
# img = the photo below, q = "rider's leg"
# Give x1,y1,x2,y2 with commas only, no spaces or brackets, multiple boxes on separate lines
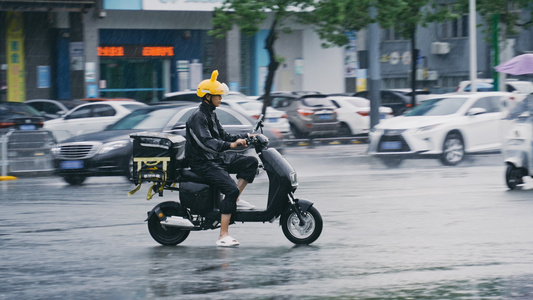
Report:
220,213,232,240
236,178,248,200
228,156,258,201
189,161,239,241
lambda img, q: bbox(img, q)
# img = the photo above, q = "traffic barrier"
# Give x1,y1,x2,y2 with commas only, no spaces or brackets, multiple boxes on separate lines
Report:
283,136,368,148
0,130,55,177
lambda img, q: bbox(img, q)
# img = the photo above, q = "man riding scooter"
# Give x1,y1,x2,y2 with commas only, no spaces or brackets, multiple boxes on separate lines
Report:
182,70,258,247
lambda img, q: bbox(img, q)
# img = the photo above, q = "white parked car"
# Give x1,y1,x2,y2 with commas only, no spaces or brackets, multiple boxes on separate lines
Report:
455,78,533,94
367,92,514,167
44,100,147,142
328,96,393,136
220,96,291,137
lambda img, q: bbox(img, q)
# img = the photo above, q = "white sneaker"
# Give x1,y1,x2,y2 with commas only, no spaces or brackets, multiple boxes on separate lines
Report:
237,199,255,210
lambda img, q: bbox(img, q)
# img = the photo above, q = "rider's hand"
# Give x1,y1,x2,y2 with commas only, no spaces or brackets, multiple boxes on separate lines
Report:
231,138,247,148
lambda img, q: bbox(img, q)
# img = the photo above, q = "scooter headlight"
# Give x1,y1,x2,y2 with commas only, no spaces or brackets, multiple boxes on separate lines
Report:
290,172,298,187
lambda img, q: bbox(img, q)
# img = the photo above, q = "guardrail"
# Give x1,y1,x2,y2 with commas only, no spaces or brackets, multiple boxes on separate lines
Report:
0,130,55,177
283,136,368,148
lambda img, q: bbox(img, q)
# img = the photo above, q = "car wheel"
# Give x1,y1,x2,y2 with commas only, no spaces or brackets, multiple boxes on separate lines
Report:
338,123,352,137
379,157,403,168
505,164,524,190
440,132,465,166
63,175,87,185
290,124,306,139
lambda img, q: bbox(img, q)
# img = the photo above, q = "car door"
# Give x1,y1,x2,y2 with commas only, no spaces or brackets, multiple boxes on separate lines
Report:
61,105,93,137
462,96,503,152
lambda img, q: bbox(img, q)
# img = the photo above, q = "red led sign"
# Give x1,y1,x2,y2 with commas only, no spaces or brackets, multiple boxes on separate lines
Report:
98,46,175,58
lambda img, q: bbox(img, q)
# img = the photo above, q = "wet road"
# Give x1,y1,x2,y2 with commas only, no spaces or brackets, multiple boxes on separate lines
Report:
2,145,533,299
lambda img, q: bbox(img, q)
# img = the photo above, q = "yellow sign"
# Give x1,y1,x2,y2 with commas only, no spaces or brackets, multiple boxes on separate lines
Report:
6,12,26,102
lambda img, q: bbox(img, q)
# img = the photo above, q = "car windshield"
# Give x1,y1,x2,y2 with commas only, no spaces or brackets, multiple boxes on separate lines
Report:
405,97,467,116
0,102,42,118
108,107,182,130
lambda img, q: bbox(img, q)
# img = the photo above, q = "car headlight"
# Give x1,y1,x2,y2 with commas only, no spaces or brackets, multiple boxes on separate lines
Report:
98,140,129,154
51,145,61,156
416,123,442,133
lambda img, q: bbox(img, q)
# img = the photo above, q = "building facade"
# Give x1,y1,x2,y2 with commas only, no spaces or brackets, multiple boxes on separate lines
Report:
1,1,533,103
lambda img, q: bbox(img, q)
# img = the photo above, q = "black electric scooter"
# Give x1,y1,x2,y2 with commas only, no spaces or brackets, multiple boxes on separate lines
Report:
133,115,323,246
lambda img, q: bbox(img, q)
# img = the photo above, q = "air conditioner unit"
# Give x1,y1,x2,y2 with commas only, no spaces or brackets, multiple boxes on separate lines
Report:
431,42,451,55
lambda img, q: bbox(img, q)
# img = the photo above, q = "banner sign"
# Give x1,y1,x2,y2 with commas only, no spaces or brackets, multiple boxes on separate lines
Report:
6,12,26,102
142,0,224,11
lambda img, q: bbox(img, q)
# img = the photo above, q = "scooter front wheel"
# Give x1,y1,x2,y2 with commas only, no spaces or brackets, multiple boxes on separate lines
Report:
147,202,190,246
281,206,323,245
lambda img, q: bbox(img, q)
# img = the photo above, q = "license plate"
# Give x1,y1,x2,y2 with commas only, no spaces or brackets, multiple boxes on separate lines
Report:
268,117,278,123
318,114,330,120
379,114,386,119
18,124,36,130
380,141,402,150
60,160,84,169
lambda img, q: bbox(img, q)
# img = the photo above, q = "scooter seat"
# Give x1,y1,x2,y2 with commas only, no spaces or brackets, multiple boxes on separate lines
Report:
178,168,209,184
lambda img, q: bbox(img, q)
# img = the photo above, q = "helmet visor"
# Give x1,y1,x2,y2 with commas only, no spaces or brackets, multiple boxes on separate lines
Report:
212,83,229,95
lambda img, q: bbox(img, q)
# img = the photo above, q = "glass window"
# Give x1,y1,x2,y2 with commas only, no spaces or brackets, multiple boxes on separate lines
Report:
217,110,243,125
406,97,467,116
471,97,501,113
271,97,289,108
301,98,333,107
66,106,92,119
92,104,116,117
110,107,183,130
43,103,61,114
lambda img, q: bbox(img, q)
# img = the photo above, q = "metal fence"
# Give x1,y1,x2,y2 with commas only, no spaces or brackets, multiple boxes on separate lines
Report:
0,130,55,177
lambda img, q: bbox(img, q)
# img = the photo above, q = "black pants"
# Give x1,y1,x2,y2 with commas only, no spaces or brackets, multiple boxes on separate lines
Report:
189,155,258,214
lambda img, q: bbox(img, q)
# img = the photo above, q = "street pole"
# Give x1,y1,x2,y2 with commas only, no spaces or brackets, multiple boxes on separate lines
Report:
492,14,500,91
368,6,381,129
469,0,477,92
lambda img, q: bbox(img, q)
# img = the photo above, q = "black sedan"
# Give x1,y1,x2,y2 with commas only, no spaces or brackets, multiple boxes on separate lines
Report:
52,103,285,185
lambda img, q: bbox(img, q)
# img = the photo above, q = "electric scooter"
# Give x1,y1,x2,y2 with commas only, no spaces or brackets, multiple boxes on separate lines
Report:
130,115,323,245
504,94,533,189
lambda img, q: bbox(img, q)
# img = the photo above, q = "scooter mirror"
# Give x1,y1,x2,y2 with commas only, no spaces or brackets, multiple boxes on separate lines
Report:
253,114,264,133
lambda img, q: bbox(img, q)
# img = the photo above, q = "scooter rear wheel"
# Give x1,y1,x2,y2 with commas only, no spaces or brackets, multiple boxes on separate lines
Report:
506,164,524,190
281,206,323,245
147,202,190,246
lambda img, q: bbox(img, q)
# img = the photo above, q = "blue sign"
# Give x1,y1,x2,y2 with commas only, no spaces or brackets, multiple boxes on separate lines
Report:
37,66,50,88
87,84,98,98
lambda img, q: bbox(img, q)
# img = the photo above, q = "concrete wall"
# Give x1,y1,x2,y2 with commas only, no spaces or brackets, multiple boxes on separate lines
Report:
302,29,344,94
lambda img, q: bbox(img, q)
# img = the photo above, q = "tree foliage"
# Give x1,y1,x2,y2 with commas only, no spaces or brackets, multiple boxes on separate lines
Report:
211,0,316,115
456,0,533,38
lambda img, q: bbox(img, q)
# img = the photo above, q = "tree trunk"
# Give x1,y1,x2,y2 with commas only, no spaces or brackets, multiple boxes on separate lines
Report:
261,17,280,117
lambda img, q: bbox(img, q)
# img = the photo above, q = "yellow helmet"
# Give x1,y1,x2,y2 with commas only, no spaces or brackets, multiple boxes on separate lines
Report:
196,70,229,97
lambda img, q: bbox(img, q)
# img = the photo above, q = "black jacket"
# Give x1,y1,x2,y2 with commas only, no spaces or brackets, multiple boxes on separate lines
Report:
185,101,247,164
